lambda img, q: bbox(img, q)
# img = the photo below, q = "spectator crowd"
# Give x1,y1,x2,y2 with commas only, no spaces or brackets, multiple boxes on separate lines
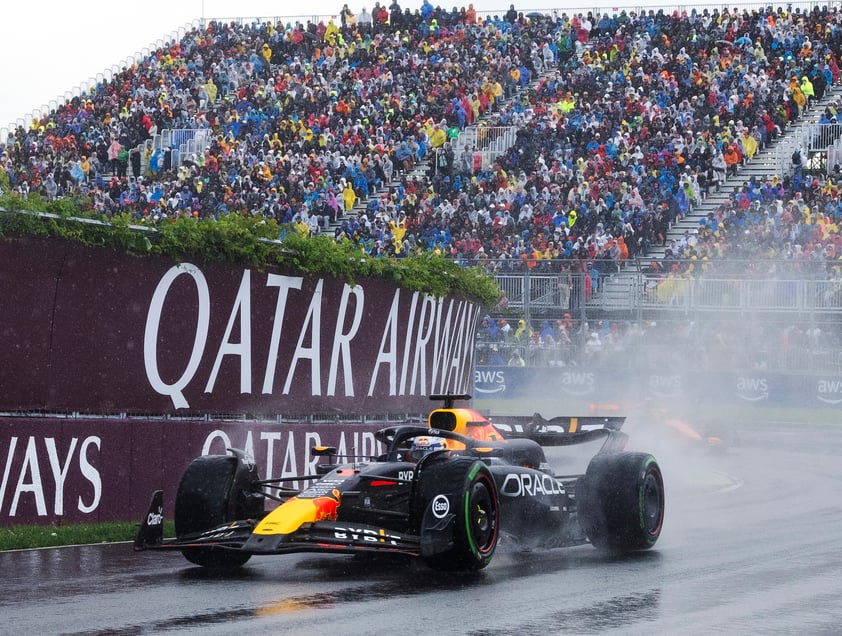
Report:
2,1,842,279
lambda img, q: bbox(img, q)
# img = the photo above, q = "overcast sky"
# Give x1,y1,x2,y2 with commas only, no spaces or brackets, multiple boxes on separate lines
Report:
0,1,569,132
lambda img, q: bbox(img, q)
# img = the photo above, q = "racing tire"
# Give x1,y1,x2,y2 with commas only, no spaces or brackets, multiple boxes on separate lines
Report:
577,452,664,553
174,454,260,568
416,458,499,571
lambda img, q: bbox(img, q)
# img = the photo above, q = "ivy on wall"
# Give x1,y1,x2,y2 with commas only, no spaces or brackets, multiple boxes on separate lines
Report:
0,193,501,306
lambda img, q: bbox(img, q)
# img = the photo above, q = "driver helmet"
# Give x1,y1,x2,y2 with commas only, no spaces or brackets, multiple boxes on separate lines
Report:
409,436,446,462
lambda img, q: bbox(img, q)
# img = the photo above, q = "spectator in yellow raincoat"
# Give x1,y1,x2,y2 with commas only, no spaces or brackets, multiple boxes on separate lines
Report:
491,79,503,104
427,121,447,149
791,84,807,113
741,129,758,160
469,94,481,120
342,180,356,212
514,319,533,342
324,19,340,44
294,215,310,236
656,269,688,304
800,76,815,108
204,78,218,103
556,91,576,114
390,214,407,252
79,155,91,181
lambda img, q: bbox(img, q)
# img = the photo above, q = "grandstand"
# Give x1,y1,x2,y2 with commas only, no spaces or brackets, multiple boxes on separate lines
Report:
1,3,841,372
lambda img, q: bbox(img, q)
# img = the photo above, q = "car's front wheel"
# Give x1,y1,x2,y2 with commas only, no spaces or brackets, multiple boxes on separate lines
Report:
416,458,499,571
175,453,261,568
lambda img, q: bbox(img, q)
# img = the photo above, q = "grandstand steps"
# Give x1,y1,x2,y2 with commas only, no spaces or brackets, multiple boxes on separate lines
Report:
321,158,431,235
450,69,557,165
640,85,841,261
586,270,640,312
594,89,842,306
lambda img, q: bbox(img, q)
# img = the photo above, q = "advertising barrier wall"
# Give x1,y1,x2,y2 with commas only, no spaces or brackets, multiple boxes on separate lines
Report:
473,366,842,410
0,237,479,415
0,417,390,526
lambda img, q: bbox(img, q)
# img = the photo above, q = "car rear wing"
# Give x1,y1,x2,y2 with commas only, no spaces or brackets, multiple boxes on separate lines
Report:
490,413,627,447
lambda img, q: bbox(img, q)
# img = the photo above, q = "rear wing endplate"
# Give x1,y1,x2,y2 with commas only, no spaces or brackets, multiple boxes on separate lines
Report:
134,490,164,551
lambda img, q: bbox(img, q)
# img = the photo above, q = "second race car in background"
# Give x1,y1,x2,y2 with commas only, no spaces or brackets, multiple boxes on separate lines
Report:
587,400,737,452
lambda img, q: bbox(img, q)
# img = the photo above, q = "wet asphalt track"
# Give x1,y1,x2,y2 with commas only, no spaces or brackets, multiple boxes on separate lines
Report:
2,420,841,635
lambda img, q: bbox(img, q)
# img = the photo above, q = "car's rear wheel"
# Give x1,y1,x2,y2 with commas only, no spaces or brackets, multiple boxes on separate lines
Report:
577,452,665,552
175,454,260,568
416,458,499,571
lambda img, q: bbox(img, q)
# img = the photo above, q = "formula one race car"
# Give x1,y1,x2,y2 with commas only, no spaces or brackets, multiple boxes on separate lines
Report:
588,401,735,453
135,395,665,571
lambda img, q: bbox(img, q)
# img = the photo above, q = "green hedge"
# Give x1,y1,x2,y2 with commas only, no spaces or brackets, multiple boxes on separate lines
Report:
0,192,501,306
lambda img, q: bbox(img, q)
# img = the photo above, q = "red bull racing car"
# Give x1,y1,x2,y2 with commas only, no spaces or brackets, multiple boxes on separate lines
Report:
135,395,665,571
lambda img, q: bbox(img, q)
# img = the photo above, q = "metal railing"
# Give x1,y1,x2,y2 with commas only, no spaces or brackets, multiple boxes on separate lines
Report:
454,126,519,171
640,276,842,313
496,272,577,311
491,260,842,316
777,122,842,175
825,126,842,172
131,128,211,174
169,129,211,169
483,259,842,373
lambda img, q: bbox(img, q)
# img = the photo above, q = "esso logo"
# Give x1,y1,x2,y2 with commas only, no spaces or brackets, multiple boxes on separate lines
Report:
431,495,450,519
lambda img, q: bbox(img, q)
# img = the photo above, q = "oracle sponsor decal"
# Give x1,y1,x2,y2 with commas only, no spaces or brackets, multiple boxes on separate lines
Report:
500,472,565,497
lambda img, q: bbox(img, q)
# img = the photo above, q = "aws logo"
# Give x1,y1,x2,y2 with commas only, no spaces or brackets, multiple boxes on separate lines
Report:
736,377,769,402
474,370,506,394
559,372,595,396
817,379,842,405
648,374,681,398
